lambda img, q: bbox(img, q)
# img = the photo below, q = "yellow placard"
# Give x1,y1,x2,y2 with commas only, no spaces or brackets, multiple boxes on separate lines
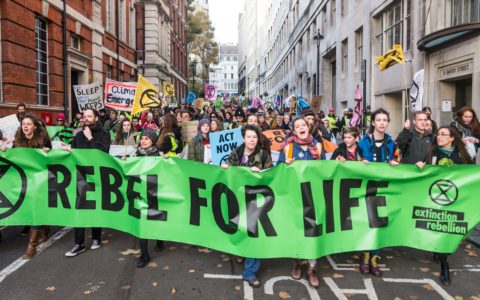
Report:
132,75,161,115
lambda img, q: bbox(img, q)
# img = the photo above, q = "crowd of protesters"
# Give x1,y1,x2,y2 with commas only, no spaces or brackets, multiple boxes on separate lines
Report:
1,99,480,288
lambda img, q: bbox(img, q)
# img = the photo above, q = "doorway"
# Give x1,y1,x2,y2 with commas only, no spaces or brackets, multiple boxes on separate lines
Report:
71,69,81,119
454,78,472,110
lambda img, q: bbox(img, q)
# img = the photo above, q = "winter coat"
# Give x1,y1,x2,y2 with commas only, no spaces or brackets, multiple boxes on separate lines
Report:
330,143,363,161
188,134,208,162
396,128,433,164
358,133,398,162
228,144,272,170
277,138,325,164
72,122,111,153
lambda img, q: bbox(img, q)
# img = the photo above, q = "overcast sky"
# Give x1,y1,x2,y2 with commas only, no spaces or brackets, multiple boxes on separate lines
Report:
208,0,244,45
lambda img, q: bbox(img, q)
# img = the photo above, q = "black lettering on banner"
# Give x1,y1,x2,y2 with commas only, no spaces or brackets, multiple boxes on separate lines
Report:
47,164,72,209
146,175,167,221
126,175,141,219
300,182,322,237
100,167,125,212
340,179,362,231
76,166,96,209
323,180,335,233
366,181,389,228
189,177,207,226
211,183,239,234
245,185,277,237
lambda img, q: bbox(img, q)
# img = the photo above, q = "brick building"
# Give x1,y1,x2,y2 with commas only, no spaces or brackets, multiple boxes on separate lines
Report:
169,0,188,102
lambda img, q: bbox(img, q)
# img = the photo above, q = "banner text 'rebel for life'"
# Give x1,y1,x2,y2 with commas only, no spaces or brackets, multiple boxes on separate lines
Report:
0,149,479,259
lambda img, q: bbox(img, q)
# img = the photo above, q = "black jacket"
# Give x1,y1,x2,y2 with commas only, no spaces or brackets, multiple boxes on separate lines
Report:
396,128,433,164
330,143,363,161
72,122,111,153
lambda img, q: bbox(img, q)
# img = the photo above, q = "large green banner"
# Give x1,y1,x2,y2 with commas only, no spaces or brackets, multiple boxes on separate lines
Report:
0,149,479,259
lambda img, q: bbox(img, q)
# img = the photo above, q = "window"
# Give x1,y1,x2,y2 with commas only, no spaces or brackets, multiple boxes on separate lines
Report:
231,74,234,79
375,0,411,55
129,5,136,48
106,0,115,35
70,35,80,51
35,17,48,105
341,39,348,77
321,6,327,35
445,0,480,26
119,0,125,41
341,0,348,16
355,27,363,71
106,65,112,79
330,0,336,27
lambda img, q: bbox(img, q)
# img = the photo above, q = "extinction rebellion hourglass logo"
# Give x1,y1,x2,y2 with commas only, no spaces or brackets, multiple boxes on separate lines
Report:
412,180,467,235
0,157,28,220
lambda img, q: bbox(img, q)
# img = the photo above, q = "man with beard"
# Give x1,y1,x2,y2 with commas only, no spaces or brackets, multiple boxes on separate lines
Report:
64,108,111,257
16,103,27,122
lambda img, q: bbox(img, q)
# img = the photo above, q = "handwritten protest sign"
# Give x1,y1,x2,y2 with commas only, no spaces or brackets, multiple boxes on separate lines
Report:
210,128,243,165
0,114,20,145
73,83,103,112
179,121,199,143
104,80,137,111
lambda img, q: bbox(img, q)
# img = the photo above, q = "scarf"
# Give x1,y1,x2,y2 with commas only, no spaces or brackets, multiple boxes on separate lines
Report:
281,134,319,159
137,146,159,156
438,146,455,156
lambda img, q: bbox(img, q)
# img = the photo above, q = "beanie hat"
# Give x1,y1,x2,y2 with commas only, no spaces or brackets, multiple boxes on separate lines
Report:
141,129,158,144
235,107,245,118
300,109,316,118
197,118,210,131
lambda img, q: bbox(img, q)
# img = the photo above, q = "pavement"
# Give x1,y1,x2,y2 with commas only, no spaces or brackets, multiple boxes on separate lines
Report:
0,226,479,300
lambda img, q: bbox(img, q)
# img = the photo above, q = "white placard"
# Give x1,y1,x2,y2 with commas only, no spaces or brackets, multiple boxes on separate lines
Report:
73,83,104,112
442,100,452,112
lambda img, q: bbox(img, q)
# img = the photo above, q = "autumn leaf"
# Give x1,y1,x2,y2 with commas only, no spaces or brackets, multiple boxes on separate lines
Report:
386,256,395,259
279,291,291,299
162,265,171,270
421,284,434,291
119,249,140,256
465,250,478,257
454,296,464,300
352,255,360,259
222,257,230,262
189,269,196,273
45,286,56,292
169,246,177,250
121,285,131,290
419,267,430,272
431,272,440,276
117,257,125,262
147,262,158,268
198,248,211,253
419,259,430,264
409,296,419,300
470,296,480,300
394,297,402,300
152,282,158,288
171,287,177,294
216,264,223,268
333,273,344,278
101,240,109,244
234,285,241,291
345,259,353,264
84,290,92,295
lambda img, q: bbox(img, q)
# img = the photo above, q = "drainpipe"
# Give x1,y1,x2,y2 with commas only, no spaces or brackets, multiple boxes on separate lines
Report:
116,0,120,80
62,0,68,117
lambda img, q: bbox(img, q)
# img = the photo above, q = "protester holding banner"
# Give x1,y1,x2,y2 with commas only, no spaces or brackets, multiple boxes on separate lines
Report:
65,109,111,257
421,126,474,285
357,108,399,277
221,125,273,288
157,114,183,157
1,114,51,258
450,107,480,160
331,128,362,162
188,119,210,162
277,116,324,288
112,119,137,146
210,118,224,133
133,129,165,268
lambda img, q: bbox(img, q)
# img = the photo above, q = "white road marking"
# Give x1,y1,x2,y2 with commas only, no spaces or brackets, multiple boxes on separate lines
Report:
323,277,378,300
382,278,454,300
263,276,321,300
203,273,242,279
0,227,71,284
326,255,389,271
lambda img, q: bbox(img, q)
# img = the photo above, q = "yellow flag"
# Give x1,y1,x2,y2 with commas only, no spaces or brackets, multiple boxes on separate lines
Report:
376,44,405,71
132,75,161,115
163,82,175,97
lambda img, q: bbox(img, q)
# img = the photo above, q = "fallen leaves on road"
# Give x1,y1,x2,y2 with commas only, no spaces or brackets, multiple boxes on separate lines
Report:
198,248,211,253
169,246,177,250
188,269,196,273
352,255,359,259
101,240,109,244
465,250,478,257
45,286,56,292
162,265,171,271
147,262,158,268
332,273,344,278
419,259,430,264
431,272,440,276
84,290,92,295
345,259,353,264
394,297,402,300
386,256,395,259
409,296,419,300
171,287,177,294
455,296,463,300
121,285,131,290
470,296,480,300
234,285,241,291
421,284,434,291
152,282,158,288
216,264,223,268
279,291,291,299
222,257,230,262
419,267,430,272
119,249,140,256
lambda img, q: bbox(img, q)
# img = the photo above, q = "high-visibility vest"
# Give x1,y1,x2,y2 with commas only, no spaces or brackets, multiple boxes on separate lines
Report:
165,134,178,157
283,142,323,160
326,116,338,129
343,117,351,129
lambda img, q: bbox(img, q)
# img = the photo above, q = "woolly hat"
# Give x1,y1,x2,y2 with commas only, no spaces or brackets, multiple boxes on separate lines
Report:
300,109,316,118
234,107,245,118
140,129,158,144
197,118,210,131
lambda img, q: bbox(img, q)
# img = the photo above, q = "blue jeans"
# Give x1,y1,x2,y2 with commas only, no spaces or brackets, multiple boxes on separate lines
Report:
242,258,260,280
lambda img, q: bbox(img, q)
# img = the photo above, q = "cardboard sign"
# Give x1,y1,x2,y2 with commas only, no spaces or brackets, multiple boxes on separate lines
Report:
203,145,212,164
311,96,322,113
263,129,290,151
179,121,199,143
209,128,243,166
104,80,137,111
0,114,20,143
73,83,104,112
289,96,297,115
194,98,204,109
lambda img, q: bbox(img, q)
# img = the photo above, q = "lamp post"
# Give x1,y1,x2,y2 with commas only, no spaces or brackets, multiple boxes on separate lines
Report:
190,60,197,93
312,29,324,96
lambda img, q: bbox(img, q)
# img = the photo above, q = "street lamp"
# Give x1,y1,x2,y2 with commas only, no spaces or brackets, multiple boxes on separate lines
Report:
312,29,324,96
190,60,197,93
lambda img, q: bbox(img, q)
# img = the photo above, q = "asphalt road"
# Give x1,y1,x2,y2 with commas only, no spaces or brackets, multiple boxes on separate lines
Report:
0,226,479,300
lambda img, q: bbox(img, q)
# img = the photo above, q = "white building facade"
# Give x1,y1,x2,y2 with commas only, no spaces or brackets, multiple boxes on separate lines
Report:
239,0,432,135
209,44,239,95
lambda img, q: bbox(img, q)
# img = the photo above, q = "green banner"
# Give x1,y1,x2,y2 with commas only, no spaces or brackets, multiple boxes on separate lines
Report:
46,126,74,144
0,149,479,259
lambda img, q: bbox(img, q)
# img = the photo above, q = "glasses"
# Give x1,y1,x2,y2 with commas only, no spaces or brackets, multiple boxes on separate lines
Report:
437,133,451,137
